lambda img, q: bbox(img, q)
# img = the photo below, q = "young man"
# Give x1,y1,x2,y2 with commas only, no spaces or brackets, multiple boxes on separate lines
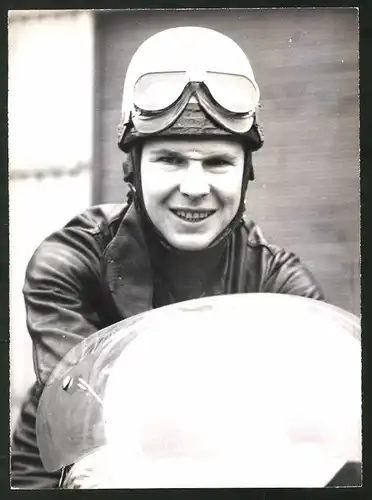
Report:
11,26,323,488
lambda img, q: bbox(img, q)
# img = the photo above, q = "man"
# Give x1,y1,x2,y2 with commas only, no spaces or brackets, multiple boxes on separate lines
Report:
11,26,323,488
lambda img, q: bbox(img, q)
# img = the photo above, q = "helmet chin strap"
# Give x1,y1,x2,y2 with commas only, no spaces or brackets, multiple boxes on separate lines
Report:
122,145,252,253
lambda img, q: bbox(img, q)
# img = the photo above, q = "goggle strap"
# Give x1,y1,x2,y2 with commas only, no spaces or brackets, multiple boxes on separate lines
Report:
249,164,255,181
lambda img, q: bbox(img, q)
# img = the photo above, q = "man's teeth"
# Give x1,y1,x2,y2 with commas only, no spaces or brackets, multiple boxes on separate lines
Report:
174,210,213,222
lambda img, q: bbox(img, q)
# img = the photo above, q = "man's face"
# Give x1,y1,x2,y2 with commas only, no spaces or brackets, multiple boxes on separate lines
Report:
140,138,245,251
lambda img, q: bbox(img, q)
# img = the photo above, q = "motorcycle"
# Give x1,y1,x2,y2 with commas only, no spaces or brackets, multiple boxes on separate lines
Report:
36,293,361,489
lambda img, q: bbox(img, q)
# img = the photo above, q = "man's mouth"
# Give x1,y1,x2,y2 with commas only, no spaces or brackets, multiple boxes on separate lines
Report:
170,209,216,223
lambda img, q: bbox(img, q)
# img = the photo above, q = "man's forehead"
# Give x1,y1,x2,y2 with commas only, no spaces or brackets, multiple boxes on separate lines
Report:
143,137,244,155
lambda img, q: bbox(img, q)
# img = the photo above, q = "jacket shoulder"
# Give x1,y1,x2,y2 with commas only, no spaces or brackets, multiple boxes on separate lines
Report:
241,217,272,250
63,203,128,243
241,217,292,257
25,203,128,285
240,217,324,299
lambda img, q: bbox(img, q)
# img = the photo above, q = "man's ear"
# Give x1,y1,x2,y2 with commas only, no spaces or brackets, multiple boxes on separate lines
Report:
122,153,133,183
122,143,143,184
245,150,254,182
122,145,144,207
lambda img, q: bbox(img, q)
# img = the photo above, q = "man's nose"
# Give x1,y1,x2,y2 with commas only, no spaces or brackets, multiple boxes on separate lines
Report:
179,163,210,198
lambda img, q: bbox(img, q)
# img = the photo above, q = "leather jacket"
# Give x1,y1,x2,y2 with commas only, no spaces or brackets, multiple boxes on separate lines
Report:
11,202,324,488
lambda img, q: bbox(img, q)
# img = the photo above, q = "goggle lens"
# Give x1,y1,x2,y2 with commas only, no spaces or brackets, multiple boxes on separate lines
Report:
205,72,259,114
133,71,259,115
134,72,188,112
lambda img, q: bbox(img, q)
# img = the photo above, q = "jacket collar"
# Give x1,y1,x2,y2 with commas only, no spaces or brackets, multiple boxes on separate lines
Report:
101,204,254,319
102,203,154,319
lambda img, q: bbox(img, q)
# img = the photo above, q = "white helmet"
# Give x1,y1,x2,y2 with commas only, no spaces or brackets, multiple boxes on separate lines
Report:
117,27,263,152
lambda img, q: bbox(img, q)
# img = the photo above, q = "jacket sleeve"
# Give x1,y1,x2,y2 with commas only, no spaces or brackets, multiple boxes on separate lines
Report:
262,247,324,300
11,212,107,489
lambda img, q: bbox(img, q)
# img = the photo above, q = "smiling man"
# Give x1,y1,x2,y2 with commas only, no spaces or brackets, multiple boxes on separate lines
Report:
141,138,245,251
11,26,324,488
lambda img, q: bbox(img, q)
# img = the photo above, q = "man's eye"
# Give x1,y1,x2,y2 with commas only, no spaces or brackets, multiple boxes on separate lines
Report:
204,158,231,168
157,156,184,166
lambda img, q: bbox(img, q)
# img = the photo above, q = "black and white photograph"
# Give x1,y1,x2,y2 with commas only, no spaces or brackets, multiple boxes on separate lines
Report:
9,8,361,489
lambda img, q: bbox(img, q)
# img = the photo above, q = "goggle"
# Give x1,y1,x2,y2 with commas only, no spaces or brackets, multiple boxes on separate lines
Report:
126,71,260,135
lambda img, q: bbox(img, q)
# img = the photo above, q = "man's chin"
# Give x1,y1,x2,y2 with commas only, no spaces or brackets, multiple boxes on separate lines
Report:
165,235,214,252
